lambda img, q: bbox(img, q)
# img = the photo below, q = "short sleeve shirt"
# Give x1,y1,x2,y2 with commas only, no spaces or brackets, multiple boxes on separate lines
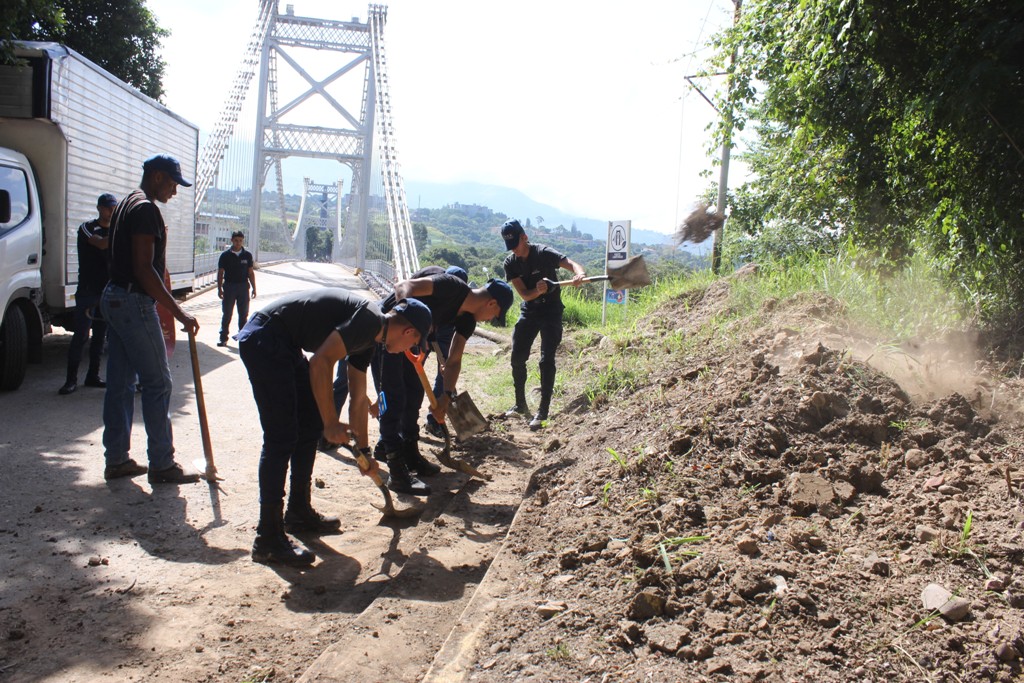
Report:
503,243,566,312
218,248,254,284
263,288,383,371
76,219,110,294
108,189,166,288
382,272,477,339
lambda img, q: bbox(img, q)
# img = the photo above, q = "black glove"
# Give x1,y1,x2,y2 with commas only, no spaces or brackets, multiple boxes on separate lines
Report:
541,278,560,296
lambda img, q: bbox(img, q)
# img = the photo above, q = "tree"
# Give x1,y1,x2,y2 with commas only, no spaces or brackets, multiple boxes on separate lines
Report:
412,221,428,253
421,246,468,272
5,0,167,99
0,2,63,63
711,0,1024,321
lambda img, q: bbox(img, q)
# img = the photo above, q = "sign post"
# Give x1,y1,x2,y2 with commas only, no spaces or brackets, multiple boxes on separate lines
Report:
602,220,631,325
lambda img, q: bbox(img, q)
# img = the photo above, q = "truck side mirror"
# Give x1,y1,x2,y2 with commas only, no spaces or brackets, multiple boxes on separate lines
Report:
0,189,11,224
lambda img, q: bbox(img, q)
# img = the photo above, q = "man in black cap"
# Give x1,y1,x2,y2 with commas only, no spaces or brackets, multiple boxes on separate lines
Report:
216,230,256,347
59,192,116,395
500,219,586,430
372,271,513,495
100,154,200,485
237,290,431,566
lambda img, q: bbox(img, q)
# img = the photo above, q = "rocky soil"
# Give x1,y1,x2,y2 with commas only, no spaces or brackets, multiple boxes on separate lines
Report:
429,279,1024,682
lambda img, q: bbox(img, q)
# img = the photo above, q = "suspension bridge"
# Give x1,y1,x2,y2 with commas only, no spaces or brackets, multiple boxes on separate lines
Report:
192,1,419,292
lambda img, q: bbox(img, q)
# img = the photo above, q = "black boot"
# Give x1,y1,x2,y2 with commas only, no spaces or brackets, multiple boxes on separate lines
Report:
505,368,529,416
402,438,441,477
285,480,342,534
252,502,315,566
386,452,431,495
531,365,554,430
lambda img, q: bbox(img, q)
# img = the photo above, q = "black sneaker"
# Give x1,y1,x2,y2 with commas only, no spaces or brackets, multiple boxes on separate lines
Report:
216,340,228,348
83,375,106,388
424,420,446,439
529,413,548,431
104,459,149,481
58,381,77,395
386,455,431,496
403,440,441,477
148,464,201,485
504,404,529,418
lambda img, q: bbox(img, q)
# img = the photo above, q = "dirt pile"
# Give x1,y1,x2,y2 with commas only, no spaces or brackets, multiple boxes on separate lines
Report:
452,280,1024,681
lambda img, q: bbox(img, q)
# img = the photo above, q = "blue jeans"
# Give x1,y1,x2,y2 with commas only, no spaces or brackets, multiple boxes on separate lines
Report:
66,290,107,383
238,314,322,505
220,282,250,342
100,284,175,470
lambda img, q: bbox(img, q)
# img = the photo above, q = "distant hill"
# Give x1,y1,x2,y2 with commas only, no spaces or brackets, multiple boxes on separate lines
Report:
405,179,674,248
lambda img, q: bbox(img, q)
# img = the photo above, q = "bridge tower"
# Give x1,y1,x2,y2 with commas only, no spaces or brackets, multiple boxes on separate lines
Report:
194,1,419,281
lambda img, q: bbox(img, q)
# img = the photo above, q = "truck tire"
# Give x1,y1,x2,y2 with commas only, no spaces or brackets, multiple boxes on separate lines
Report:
0,306,28,391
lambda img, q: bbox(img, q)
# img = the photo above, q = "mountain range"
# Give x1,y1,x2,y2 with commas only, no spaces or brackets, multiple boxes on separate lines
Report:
404,179,675,247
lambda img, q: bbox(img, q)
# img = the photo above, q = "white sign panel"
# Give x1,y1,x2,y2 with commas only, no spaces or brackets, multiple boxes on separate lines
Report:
605,220,631,307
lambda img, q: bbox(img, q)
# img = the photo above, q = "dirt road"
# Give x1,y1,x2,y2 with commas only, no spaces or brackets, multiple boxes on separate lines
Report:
0,262,539,682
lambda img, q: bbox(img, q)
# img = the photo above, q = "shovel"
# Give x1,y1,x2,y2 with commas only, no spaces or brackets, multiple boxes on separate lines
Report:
430,342,488,439
405,349,491,481
556,254,651,289
188,330,223,484
334,442,423,518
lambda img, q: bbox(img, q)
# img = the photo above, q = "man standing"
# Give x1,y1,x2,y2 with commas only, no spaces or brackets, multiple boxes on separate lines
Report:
373,270,513,495
216,230,256,347
237,290,430,566
500,219,585,430
59,193,116,395
100,154,200,484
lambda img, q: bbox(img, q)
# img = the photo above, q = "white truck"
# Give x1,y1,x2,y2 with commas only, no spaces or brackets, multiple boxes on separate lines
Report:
0,42,198,390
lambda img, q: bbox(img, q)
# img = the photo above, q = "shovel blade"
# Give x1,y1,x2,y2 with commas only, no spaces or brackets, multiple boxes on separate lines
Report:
606,255,651,289
447,391,488,439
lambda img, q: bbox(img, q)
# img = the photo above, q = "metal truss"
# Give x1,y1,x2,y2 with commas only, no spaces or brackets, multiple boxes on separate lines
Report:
293,178,344,260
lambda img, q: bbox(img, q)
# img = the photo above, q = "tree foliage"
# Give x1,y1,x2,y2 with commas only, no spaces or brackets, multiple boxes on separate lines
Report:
2,0,167,99
712,0,1024,320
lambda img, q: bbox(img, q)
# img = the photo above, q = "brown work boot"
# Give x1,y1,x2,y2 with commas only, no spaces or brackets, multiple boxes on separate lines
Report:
148,464,200,485
104,459,148,481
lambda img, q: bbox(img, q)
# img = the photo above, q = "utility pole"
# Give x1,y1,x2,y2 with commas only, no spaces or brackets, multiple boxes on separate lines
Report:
712,0,741,275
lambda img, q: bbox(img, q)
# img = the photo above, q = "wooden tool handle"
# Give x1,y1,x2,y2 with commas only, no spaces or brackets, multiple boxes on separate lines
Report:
405,350,440,410
188,331,215,468
555,275,610,286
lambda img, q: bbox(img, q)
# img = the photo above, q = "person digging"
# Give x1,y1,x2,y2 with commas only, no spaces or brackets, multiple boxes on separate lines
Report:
237,289,431,566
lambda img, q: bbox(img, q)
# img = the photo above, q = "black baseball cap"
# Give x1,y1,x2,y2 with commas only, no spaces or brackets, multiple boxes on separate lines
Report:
393,298,432,345
143,154,193,187
97,193,118,207
501,219,524,250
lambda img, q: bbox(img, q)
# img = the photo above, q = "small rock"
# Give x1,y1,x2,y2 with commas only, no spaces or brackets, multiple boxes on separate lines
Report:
863,553,890,576
984,577,1005,591
937,484,962,496
706,657,733,674
314,478,325,488
87,556,103,567
536,600,568,618
904,448,928,470
195,645,204,653
544,438,561,452
726,592,745,607
994,643,1021,662
924,475,944,490
916,525,941,542
629,591,666,620
922,583,970,622
643,623,691,654
736,536,759,556
786,473,835,515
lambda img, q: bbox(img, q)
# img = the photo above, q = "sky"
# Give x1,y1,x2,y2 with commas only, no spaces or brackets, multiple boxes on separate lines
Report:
146,0,739,235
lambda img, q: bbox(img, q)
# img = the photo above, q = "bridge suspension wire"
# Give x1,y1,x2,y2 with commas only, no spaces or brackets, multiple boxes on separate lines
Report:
194,0,276,214
368,4,418,281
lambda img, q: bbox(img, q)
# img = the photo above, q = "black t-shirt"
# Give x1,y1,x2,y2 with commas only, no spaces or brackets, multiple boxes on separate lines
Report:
382,272,476,339
262,288,383,371
76,219,109,294
108,189,166,288
503,243,565,312
218,248,254,284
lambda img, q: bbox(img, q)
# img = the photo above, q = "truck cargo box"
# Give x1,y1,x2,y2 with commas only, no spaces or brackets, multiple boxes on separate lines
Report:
0,42,199,310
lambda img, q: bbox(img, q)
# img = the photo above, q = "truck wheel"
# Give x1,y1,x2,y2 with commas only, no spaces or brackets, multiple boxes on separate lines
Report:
0,306,28,391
